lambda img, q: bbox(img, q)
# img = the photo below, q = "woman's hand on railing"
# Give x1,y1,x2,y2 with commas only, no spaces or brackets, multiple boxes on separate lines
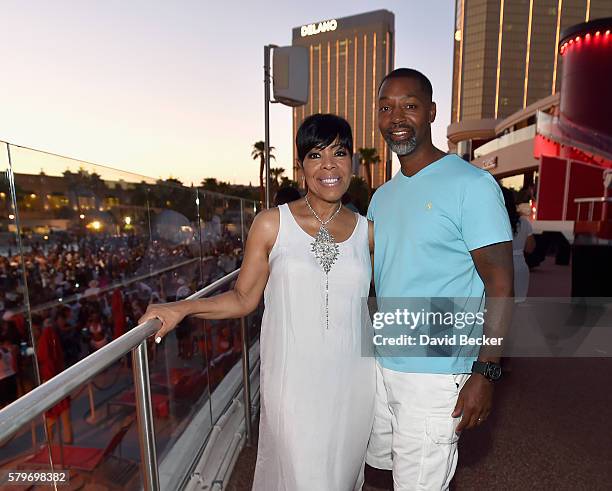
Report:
139,302,188,343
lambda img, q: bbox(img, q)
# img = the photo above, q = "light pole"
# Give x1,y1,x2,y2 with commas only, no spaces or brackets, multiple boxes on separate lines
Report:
263,44,309,209
263,45,276,209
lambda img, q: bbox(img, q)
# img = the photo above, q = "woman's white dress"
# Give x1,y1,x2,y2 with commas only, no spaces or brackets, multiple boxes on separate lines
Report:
252,203,375,491
512,216,533,302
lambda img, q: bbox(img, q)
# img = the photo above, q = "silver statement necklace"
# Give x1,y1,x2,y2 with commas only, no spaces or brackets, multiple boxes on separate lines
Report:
304,195,341,329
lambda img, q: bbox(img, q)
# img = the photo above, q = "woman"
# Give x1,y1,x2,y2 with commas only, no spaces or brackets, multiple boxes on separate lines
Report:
501,187,535,302
140,114,375,490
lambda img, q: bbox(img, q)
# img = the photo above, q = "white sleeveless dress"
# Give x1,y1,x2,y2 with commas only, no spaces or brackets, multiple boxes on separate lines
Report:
252,204,375,491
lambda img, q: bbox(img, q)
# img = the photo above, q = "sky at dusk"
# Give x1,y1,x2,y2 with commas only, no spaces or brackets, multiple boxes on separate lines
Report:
0,1,455,185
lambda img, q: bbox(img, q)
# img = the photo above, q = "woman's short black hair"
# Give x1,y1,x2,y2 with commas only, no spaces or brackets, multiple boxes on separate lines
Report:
296,113,353,163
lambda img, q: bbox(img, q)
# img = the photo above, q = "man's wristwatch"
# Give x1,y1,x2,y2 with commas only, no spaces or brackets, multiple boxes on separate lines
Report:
471,361,502,382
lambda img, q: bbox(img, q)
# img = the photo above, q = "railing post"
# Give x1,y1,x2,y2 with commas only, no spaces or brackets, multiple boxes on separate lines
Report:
240,199,246,249
132,341,160,491
240,317,253,446
86,383,97,423
264,45,272,210
239,199,254,446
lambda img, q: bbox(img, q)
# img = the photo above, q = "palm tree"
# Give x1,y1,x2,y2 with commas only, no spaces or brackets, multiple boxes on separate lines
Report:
280,176,298,188
347,176,369,215
357,148,380,194
270,167,286,188
87,171,107,210
62,168,108,211
251,141,276,205
201,177,220,191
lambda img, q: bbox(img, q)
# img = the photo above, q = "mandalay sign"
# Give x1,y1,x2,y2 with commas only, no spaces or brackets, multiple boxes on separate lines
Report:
300,19,338,37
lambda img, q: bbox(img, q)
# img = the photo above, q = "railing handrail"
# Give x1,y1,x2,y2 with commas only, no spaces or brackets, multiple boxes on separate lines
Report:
1,139,260,206
0,268,240,446
574,197,612,204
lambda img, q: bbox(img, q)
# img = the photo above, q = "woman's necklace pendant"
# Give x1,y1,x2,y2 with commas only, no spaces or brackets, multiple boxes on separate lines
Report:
310,225,339,274
304,195,342,329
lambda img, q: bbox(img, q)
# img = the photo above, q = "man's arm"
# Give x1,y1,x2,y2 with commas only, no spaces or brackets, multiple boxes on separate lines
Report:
453,241,514,432
470,240,514,363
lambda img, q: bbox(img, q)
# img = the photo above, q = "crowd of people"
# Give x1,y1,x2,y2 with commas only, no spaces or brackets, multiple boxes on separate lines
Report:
0,232,198,306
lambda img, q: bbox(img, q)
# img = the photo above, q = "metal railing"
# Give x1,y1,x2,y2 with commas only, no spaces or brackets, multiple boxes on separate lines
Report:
0,268,253,491
575,197,612,222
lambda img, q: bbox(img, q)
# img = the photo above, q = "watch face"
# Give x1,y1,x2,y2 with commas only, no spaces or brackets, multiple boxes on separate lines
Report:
487,364,502,381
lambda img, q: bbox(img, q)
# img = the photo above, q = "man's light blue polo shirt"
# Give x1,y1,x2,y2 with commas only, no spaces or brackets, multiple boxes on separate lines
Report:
367,154,512,374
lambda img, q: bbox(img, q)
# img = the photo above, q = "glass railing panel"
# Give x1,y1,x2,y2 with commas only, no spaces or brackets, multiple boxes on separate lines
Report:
57,361,143,489
1,143,40,410
5,145,160,409
0,365,144,489
1,140,263,487
0,414,56,487
7,144,157,305
142,181,217,483
242,198,260,236
143,181,201,285
185,277,244,424
197,191,244,284
151,315,213,486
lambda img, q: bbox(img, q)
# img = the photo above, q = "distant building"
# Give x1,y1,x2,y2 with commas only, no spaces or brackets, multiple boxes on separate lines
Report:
291,10,395,188
447,16,612,266
450,0,612,159
0,172,147,234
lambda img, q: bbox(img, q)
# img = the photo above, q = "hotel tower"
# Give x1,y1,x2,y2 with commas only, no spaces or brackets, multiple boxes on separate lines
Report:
291,10,395,188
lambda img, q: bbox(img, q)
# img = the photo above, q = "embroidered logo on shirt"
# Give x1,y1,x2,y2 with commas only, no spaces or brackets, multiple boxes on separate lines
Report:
425,202,433,210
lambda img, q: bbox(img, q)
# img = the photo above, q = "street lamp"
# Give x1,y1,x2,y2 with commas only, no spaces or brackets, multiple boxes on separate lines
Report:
263,44,309,208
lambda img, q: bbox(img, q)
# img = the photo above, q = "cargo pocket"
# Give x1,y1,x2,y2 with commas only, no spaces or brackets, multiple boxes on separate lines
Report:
416,417,460,490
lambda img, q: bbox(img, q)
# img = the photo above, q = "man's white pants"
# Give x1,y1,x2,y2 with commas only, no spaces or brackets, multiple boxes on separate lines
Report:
366,363,469,491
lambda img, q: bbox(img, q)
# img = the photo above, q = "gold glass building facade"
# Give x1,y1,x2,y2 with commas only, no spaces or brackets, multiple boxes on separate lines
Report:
452,0,612,122
291,10,395,188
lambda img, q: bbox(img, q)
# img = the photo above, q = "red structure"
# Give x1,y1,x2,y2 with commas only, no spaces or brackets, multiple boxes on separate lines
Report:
534,18,612,242
448,17,612,295
559,21,612,143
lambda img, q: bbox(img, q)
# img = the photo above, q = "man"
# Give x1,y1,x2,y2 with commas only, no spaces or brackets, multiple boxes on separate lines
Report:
366,68,514,489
